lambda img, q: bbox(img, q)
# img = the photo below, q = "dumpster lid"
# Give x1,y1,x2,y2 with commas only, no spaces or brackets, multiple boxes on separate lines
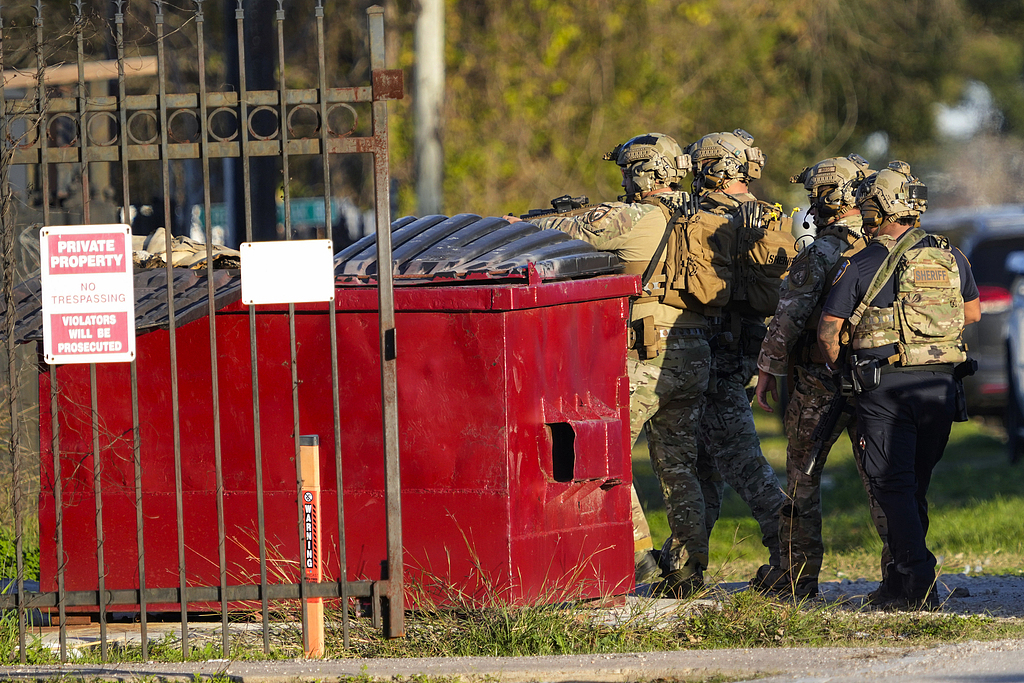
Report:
335,214,622,284
1,215,623,344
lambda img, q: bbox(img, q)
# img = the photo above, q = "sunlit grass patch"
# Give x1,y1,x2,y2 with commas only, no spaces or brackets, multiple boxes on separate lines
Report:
341,587,1024,658
633,409,1024,583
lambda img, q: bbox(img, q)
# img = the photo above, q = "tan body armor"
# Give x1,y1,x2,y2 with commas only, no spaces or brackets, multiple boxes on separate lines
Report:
632,196,796,320
616,197,708,358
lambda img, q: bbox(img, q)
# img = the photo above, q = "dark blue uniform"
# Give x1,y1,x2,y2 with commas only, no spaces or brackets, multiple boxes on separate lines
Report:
823,235,978,602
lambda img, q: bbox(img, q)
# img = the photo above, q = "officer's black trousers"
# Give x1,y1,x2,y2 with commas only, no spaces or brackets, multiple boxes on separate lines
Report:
856,370,955,598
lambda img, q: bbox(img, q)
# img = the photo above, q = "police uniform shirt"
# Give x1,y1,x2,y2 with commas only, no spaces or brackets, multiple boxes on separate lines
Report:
822,234,980,361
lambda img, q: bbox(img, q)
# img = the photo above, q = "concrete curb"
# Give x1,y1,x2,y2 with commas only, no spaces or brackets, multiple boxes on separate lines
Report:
1,640,1023,683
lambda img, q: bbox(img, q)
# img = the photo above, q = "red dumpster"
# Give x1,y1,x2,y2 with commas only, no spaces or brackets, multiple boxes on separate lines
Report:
38,214,638,606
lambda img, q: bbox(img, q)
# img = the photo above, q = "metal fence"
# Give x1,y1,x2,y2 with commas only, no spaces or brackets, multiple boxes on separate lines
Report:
0,0,404,662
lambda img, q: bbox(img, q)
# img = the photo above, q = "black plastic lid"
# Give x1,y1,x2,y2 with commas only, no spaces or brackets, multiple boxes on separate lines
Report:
335,214,621,284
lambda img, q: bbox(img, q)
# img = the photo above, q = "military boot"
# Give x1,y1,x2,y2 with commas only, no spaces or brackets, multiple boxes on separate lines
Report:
634,549,662,586
749,565,818,598
655,568,704,599
863,570,903,609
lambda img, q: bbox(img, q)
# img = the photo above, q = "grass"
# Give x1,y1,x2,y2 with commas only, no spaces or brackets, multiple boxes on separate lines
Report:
632,406,1024,582
339,588,1024,658
3,587,1023,664
1,404,1023,664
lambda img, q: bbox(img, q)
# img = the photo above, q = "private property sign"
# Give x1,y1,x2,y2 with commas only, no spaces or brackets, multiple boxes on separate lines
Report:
40,224,135,365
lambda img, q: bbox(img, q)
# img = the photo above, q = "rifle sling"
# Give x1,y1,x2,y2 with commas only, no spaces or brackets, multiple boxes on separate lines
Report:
628,197,687,328
641,200,678,293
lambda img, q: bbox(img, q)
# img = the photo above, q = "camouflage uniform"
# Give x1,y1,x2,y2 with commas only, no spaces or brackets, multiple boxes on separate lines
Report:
531,193,712,581
756,214,889,586
691,191,786,567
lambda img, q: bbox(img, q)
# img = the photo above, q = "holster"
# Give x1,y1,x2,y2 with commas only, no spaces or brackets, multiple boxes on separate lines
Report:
952,358,977,422
628,316,658,361
851,356,881,394
954,379,968,422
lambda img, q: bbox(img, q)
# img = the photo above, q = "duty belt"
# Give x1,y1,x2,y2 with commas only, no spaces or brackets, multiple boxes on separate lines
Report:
881,362,955,375
656,327,707,339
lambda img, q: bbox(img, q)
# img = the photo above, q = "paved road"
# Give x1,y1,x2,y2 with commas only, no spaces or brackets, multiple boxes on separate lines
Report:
4,575,1023,682
1,638,1023,682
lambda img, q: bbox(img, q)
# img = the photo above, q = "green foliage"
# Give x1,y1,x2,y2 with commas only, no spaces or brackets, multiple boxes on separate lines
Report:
0,528,39,582
382,0,1024,217
17,0,1024,217
0,609,55,664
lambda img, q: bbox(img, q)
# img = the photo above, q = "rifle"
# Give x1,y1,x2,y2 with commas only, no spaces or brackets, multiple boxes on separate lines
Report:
520,194,590,220
804,341,855,477
804,374,855,476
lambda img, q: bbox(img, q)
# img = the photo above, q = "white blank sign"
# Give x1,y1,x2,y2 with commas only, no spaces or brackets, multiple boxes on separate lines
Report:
241,239,335,305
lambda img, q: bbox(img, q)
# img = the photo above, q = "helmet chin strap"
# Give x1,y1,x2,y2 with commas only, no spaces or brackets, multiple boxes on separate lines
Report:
811,202,839,228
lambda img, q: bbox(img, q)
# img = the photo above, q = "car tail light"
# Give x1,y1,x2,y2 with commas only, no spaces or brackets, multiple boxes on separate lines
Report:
978,285,1012,314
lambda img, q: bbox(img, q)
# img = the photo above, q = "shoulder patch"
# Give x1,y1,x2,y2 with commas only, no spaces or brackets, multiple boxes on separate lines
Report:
584,205,613,223
789,254,811,288
832,259,850,286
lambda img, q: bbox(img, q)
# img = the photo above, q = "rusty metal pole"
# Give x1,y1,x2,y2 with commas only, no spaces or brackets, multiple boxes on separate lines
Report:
367,5,403,638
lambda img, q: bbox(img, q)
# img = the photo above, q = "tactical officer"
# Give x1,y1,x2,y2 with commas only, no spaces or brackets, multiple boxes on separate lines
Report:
508,133,712,596
679,130,788,577
752,154,890,598
818,161,980,609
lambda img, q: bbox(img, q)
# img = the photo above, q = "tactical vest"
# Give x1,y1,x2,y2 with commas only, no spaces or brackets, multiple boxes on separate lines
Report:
850,228,967,366
626,198,725,317
729,200,797,316
631,198,795,317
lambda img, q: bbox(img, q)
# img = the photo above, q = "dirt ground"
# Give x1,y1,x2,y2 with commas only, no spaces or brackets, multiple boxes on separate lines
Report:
818,571,1024,617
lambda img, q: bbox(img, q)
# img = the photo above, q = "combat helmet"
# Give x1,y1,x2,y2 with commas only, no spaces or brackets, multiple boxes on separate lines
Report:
603,133,689,196
855,160,928,228
685,129,765,191
791,153,871,228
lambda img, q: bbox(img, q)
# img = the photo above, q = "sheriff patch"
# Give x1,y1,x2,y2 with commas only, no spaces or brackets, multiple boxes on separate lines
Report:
913,267,951,287
789,254,811,288
832,259,849,286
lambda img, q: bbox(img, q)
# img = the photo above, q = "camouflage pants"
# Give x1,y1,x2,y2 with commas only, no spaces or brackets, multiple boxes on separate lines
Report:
628,337,711,578
781,363,890,581
698,343,786,567
630,485,653,555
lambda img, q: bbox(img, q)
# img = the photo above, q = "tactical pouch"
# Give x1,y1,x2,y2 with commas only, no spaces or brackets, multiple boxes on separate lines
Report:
741,322,767,356
630,316,658,360
954,358,979,380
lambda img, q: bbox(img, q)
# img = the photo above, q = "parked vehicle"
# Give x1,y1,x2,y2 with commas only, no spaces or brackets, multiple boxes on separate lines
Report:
1001,251,1024,464
920,205,1024,419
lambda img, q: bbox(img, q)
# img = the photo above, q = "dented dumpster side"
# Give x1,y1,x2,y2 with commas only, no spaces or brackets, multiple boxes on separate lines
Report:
38,273,638,606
